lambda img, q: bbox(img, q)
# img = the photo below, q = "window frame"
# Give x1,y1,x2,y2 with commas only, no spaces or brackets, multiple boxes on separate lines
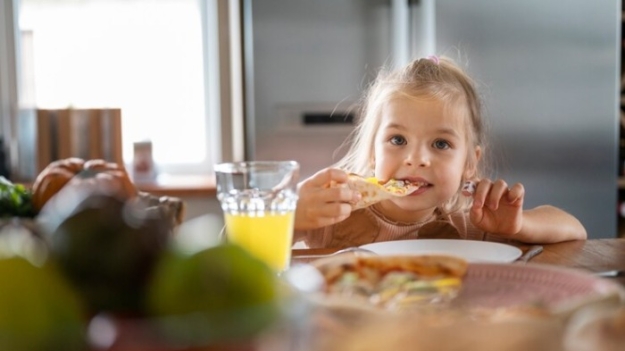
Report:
0,0,21,177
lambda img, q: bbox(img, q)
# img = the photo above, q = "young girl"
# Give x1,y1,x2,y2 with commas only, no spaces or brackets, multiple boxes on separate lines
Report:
293,56,586,249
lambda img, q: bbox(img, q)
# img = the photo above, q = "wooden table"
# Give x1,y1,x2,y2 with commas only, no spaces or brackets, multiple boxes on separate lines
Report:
292,238,625,285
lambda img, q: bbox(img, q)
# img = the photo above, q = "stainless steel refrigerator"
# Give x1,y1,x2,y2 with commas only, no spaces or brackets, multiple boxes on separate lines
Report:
242,0,620,238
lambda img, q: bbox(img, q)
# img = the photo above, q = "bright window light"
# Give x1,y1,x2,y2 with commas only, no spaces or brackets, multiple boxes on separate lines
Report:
19,0,211,171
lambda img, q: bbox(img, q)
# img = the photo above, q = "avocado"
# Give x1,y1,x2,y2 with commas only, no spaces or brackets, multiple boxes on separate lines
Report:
39,191,170,314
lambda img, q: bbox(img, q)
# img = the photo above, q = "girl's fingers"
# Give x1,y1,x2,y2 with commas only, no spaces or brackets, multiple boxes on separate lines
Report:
295,168,358,230
507,183,525,205
304,202,352,225
318,202,353,219
472,179,524,210
319,186,360,204
485,180,509,210
472,179,491,208
302,168,360,203
306,168,349,188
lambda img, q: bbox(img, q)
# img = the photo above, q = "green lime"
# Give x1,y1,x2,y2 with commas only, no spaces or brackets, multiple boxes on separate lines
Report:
146,243,281,345
0,257,86,351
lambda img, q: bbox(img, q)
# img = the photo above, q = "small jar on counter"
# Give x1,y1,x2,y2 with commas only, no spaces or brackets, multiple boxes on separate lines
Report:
132,140,156,182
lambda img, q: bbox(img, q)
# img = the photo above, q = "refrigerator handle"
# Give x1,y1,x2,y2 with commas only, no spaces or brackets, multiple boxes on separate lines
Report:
391,0,410,67
409,0,436,58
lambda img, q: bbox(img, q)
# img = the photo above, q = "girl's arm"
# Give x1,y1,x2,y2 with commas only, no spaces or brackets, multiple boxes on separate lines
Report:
515,205,587,243
469,179,587,243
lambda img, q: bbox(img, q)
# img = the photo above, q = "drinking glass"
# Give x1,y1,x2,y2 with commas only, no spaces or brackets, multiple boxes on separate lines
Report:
215,161,299,272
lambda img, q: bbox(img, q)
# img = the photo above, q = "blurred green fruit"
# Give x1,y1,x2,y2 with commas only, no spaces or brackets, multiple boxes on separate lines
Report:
146,243,281,345
0,257,86,351
40,193,170,313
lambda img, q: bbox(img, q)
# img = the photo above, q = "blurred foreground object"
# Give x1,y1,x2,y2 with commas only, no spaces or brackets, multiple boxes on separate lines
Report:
323,311,565,351
134,191,185,228
0,225,86,351
564,304,625,351
37,184,170,314
31,157,137,212
87,241,309,350
145,244,282,347
0,176,36,218
30,157,185,226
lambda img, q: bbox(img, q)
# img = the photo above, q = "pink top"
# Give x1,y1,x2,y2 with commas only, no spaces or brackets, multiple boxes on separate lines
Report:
294,205,513,249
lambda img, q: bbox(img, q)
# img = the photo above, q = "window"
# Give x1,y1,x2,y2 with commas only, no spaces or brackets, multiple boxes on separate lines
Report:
7,0,234,177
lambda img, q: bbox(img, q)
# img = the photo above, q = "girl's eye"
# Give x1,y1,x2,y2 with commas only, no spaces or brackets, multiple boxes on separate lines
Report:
433,139,451,149
390,135,406,145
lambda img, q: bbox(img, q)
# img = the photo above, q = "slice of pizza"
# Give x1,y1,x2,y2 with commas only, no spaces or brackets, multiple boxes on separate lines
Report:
313,254,468,311
334,173,424,210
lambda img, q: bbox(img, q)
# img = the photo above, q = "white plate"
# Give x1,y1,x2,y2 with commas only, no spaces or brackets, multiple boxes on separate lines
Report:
359,239,523,263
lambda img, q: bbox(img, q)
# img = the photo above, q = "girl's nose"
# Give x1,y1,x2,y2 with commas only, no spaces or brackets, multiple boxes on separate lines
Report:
405,147,430,167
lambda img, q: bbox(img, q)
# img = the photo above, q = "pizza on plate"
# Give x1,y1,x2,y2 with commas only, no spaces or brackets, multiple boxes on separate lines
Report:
312,254,468,311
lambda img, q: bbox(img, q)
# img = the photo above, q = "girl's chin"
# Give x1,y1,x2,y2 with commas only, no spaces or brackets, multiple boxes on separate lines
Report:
378,200,437,219
391,197,436,209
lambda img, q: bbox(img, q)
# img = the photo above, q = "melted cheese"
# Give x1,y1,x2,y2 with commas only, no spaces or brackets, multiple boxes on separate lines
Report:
382,179,414,195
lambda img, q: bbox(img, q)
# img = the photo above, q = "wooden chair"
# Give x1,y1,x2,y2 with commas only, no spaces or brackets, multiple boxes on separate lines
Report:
36,108,123,172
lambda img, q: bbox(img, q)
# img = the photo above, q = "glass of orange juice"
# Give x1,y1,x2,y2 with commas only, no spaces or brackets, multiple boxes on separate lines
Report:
215,161,299,273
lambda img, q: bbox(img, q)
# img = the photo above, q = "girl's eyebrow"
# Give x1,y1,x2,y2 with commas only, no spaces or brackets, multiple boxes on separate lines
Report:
436,128,461,138
385,123,461,138
384,122,408,131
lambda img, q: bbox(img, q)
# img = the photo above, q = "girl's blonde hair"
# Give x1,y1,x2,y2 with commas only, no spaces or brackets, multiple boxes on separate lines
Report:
335,56,486,214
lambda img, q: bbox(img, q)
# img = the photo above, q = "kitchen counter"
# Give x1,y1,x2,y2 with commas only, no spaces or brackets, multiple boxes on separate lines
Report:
130,174,216,198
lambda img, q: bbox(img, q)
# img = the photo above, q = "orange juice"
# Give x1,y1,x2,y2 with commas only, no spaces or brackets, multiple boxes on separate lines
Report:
224,212,295,272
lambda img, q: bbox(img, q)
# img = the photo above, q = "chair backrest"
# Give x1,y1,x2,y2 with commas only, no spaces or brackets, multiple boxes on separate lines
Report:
36,108,123,172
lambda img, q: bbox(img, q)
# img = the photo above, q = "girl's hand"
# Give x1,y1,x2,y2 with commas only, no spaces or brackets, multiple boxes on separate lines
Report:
294,168,361,230
466,179,525,238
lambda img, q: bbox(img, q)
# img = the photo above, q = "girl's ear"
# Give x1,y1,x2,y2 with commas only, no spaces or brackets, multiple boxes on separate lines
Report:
463,146,482,179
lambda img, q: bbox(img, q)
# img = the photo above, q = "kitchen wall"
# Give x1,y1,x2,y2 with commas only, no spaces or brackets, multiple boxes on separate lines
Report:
248,0,392,179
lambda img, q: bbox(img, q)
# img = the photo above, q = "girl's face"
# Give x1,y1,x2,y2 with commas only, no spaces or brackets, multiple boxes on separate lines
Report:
372,96,480,222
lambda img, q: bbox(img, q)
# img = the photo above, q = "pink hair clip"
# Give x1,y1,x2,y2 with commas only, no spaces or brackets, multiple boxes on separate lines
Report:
461,180,476,196
426,55,440,65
